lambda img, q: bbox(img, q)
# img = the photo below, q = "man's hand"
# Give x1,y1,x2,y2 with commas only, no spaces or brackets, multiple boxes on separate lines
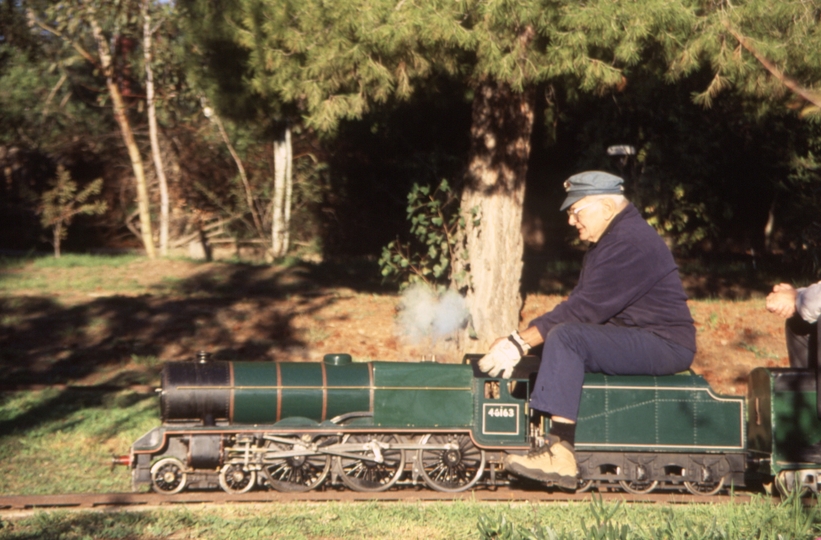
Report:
766,283,798,319
478,334,525,378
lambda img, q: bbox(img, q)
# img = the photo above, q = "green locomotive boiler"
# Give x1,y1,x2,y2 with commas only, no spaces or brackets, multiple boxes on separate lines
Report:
125,352,758,495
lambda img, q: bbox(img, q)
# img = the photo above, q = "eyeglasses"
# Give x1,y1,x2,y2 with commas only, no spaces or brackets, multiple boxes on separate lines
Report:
566,200,599,219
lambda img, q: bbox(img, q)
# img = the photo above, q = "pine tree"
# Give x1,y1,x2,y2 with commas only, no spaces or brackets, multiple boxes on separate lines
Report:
674,0,821,115
178,0,710,351
39,165,107,258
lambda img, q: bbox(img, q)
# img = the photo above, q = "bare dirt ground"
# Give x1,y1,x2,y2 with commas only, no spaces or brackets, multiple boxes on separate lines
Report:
0,257,788,396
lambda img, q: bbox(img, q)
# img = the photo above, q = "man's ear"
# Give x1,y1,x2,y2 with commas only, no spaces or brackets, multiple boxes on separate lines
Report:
600,198,617,220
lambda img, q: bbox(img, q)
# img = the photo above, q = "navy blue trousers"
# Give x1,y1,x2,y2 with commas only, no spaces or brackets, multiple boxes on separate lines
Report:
530,322,695,422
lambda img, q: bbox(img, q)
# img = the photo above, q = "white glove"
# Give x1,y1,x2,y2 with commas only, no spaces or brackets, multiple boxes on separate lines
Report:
478,332,529,378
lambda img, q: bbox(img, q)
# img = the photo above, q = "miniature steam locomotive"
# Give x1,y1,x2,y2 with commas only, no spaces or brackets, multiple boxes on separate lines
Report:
120,353,821,496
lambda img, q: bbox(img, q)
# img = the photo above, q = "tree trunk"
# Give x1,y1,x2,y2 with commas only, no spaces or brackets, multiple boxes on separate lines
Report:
142,0,170,257
272,125,293,258
89,15,156,259
283,128,293,255
764,198,776,252
53,223,62,258
203,101,266,241
458,80,535,352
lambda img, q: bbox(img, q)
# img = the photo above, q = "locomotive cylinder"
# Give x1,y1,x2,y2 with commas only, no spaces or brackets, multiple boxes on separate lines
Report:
161,355,373,424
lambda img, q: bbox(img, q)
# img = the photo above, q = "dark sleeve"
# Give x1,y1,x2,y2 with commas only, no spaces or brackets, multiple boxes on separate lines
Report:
528,239,669,338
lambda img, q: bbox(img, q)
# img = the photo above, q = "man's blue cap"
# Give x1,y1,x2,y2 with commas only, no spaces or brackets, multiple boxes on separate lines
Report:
560,171,625,211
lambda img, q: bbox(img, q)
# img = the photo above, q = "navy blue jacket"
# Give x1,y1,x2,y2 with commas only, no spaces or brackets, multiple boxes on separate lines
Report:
529,203,696,352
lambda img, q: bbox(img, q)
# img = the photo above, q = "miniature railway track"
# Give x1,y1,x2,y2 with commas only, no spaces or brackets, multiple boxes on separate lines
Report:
0,487,758,512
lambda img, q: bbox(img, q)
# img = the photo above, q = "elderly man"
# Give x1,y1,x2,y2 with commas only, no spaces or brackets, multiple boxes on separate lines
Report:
479,171,696,489
766,281,821,368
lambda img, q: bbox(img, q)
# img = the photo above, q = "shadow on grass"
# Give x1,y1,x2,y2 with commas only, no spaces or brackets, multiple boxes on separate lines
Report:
0,257,393,389
0,385,154,440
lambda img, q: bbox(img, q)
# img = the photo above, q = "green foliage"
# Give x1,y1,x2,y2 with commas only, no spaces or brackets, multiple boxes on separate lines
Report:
178,0,821,271
477,496,633,540
740,342,781,360
184,0,698,134
0,255,157,295
481,512,544,539
287,154,330,258
378,179,466,291
0,44,104,152
580,496,633,540
780,488,820,539
0,46,54,145
1,498,818,540
477,493,821,540
681,1,821,117
560,41,819,255
38,165,107,257
4,0,821,269
225,0,437,132
29,253,142,269
131,354,161,367
639,176,715,251
779,121,821,276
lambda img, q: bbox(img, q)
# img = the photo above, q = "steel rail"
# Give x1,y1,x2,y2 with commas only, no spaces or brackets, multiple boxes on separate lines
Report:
0,488,760,512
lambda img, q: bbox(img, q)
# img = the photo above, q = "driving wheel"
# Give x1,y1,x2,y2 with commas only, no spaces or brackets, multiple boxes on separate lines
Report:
417,433,485,492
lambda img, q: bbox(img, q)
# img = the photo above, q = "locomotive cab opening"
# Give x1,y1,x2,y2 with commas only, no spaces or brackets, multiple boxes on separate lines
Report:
463,354,533,447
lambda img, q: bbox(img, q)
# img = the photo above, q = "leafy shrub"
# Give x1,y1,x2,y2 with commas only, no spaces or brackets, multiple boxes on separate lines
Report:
378,179,467,291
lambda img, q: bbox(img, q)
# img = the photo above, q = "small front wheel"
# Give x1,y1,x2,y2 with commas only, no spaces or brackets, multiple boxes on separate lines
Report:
150,457,187,494
219,463,256,494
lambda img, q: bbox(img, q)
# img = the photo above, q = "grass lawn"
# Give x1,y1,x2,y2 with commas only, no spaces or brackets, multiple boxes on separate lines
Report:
1,496,819,539
0,254,818,539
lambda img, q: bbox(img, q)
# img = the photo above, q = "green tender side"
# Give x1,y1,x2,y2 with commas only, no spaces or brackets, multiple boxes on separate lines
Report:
231,361,372,424
372,361,473,428
576,372,745,452
748,367,821,474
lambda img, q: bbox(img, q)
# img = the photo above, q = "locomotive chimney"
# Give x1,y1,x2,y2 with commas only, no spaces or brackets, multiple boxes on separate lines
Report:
196,350,211,363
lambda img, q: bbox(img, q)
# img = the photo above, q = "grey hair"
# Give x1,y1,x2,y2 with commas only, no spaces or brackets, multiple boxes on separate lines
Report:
588,193,627,207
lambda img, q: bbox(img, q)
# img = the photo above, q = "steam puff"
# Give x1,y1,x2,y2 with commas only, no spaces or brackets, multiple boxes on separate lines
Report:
396,284,468,343
434,290,469,336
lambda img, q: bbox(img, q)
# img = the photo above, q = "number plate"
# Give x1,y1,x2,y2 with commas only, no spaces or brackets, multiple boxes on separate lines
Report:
482,404,520,435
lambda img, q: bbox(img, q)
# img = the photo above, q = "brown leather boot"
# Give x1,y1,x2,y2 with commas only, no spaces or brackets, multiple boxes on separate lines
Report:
503,437,578,490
